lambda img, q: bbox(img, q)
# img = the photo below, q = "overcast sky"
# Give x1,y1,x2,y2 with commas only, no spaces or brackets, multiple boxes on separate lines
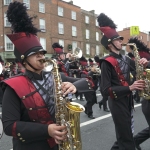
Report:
64,0,150,33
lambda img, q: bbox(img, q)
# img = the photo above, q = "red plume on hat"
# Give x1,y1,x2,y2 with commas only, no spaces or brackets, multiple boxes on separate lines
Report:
52,43,64,54
97,13,123,48
6,1,46,63
79,56,88,66
128,37,150,60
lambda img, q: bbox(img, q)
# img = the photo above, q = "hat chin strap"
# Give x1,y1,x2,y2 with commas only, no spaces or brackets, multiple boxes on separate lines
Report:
25,60,38,71
111,42,121,51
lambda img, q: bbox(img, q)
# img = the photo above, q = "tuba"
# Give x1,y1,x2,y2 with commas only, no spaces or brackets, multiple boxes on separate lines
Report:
42,58,85,150
123,43,150,100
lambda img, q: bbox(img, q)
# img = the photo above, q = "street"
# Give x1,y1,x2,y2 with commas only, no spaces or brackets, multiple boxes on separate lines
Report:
0,94,149,150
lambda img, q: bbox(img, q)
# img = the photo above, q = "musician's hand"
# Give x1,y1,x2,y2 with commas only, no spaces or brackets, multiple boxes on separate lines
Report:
129,80,145,91
139,58,149,68
61,82,77,95
48,124,67,144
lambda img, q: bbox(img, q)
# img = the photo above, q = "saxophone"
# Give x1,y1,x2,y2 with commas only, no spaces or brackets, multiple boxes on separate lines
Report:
43,58,85,150
123,43,150,100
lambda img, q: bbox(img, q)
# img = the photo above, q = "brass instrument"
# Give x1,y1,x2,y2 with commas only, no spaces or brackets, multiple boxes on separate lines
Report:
71,47,82,59
41,58,85,150
123,43,150,100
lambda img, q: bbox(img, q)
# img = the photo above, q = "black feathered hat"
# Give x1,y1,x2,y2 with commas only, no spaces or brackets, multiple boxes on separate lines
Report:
128,37,150,60
97,13,123,49
6,1,46,63
52,43,64,54
94,55,100,66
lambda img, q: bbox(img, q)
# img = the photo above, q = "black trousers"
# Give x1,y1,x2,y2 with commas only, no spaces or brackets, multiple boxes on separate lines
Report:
108,96,135,150
99,95,108,110
84,91,97,116
134,99,150,145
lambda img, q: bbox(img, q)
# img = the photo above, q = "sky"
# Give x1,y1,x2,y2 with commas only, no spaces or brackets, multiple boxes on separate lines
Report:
64,0,150,33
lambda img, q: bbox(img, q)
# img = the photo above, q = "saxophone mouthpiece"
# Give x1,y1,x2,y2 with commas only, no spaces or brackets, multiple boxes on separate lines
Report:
121,43,127,46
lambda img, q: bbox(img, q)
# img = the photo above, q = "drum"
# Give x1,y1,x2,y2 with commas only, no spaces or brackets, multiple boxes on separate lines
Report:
0,118,3,139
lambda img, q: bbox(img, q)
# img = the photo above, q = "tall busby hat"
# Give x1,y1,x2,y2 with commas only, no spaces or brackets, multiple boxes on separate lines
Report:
6,1,46,63
79,56,88,66
52,43,64,54
128,37,150,60
97,13,123,49
89,58,94,66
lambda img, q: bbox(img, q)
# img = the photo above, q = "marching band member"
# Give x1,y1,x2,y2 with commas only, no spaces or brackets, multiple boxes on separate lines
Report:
79,56,96,119
52,43,68,76
97,13,145,150
1,2,94,150
128,37,150,150
94,55,110,112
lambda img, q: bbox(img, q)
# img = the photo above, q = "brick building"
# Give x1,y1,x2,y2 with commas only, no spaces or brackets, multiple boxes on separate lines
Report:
118,27,150,53
0,0,104,62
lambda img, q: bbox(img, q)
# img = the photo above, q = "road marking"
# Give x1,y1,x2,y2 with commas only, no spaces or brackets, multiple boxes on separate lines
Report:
80,103,141,127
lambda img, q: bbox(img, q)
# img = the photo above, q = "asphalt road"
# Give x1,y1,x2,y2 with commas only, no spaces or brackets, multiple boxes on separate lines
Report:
0,94,149,150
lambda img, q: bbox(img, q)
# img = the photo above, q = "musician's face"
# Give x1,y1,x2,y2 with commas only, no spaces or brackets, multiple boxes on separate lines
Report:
112,38,123,50
59,53,65,60
25,51,45,73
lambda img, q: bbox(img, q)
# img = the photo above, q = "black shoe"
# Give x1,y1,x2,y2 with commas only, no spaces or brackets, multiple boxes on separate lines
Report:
88,115,95,119
104,108,110,112
98,101,102,109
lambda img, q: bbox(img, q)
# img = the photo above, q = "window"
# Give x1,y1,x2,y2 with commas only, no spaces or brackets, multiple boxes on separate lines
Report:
5,35,14,51
23,0,30,9
85,16,89,24
58,23,64,34
72,41,77,52
59,40,64,47
39,19,46,32
86,44,90,55
4,0,12,5
96,45,100,55
86,29,90,39
96,32,99,41
39,2,45,13
72,26,77,36
71,11,76,20
58,7,63,16
40,38,46,50
95,18,99,26
4,13,11,27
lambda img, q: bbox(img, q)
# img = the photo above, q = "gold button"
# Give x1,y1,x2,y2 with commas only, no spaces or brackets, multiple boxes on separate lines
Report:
17,133,21,136
29,108,32,110
33,120,35,121
113,91,115,93
88,83,90,85
86,79,88,82
19,138,23,140
89,87,91,89
22,140,25,142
